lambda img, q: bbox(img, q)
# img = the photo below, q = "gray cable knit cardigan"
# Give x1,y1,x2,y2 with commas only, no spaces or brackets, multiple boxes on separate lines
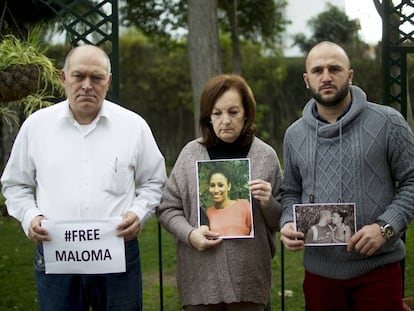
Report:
157,137,282,307
280,85,414,279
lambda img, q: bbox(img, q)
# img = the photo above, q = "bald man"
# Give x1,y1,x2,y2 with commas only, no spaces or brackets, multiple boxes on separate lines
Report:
279,41,414,311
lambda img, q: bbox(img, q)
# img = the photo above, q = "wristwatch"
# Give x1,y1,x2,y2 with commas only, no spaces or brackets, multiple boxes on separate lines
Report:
377,221,395,240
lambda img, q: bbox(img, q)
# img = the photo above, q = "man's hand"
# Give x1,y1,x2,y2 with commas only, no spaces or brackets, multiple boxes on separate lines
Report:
28,215,50,242
189,226,222,251
403,300,413,311
347,223,386,256
117,212,141,241
280,222,305,251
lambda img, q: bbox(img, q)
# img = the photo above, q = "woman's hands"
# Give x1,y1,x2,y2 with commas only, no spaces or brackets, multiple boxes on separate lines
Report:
249,179,272,208
189,226,222,251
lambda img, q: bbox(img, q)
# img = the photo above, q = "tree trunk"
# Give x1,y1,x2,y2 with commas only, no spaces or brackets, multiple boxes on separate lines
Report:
230,0,242,74
187,0,221,137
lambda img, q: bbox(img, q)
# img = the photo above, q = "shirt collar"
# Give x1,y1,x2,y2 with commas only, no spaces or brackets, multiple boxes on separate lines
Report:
312,100,352,124
97,100,111,119
57,100,111,122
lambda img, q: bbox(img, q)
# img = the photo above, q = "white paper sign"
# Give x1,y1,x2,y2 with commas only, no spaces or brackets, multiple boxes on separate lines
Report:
41,217,125,274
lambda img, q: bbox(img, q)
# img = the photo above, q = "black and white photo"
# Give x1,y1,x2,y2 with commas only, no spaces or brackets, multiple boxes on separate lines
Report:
293,203,356,246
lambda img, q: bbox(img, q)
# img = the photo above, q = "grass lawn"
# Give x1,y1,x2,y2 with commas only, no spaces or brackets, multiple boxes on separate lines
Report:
1,216,413,310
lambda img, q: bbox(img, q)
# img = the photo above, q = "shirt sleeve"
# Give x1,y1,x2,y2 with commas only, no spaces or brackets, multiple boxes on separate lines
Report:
1,120,42,236
280,128,303,228
156,144,196,245
382,109,414,232
128,120,167,226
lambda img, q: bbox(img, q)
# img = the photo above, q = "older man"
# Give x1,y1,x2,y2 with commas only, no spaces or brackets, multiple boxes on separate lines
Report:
1,45,167,311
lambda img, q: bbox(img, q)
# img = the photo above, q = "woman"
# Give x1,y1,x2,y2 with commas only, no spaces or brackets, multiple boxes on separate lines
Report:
331,211,352,243
157,74,283,311
206,168,252,237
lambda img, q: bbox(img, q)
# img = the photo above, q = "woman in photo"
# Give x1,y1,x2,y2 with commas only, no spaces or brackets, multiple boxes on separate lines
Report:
157,74,283,311
205,167,252,237
331,211,352,243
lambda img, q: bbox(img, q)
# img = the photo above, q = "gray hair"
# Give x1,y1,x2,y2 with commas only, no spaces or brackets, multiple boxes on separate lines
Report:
63,45,111,74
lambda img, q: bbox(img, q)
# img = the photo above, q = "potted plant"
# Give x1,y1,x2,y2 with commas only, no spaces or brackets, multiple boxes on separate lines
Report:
0,27,63,127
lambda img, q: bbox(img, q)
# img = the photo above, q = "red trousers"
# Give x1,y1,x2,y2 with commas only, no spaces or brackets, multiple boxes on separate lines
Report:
303,262,404,311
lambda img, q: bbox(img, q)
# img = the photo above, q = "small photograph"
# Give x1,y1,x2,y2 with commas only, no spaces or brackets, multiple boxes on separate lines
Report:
196,158,254,239
293,203,356,246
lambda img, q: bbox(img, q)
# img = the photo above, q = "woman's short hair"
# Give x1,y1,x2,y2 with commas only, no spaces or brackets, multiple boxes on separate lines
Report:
199,74,256,147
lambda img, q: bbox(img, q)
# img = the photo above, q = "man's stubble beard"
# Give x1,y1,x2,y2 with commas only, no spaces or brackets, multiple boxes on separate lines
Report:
311,83,350,107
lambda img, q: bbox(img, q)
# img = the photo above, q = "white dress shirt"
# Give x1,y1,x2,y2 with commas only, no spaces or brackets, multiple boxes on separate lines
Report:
1,100,167,235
